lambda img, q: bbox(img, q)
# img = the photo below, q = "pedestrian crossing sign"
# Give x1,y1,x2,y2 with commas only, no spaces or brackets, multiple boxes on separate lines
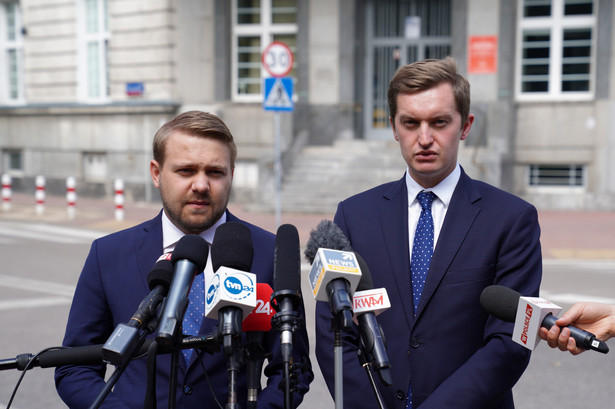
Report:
263,77,294,111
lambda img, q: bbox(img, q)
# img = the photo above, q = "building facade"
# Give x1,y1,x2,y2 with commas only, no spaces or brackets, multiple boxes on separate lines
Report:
0,0,613,210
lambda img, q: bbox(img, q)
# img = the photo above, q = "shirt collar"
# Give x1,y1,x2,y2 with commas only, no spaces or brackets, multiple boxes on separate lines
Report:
405,163,461,207
162,210,227,253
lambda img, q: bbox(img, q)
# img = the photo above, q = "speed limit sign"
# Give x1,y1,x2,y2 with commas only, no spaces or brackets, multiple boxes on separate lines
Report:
261,41,294,77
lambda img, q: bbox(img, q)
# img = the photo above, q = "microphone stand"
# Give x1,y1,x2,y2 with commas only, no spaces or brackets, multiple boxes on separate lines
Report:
219,306,244,409
271,289,302,409
90,322,154,409
356,349,389,409
326,282,354,409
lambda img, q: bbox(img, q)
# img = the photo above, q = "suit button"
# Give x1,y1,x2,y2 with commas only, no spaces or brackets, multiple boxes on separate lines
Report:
183,385,193,395
396,390,405,400
410,337,420,348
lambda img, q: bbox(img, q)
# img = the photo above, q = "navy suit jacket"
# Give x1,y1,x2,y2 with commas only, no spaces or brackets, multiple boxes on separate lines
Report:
315,169,542,408
55,210,312,409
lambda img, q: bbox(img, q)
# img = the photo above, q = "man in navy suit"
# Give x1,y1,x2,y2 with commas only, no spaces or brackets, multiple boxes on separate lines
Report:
55,111,313,408
315,57,542,408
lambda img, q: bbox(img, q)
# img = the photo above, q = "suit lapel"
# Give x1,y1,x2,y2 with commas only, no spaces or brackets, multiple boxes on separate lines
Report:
135,211,165,288
414,171,481,318
378,177,414,328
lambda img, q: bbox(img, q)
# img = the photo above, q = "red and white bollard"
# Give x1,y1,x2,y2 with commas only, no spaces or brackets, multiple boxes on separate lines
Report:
114,178,124,222
66,177,77,220
35,175,46,215
2,174,11,212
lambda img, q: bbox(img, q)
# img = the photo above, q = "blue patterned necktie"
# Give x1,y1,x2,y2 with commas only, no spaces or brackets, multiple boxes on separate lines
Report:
182,257,206,363
410,191,436,314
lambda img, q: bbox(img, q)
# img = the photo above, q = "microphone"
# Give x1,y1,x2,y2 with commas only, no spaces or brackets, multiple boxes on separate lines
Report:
352,254,393,387
480,285,609,354
271,224,303,409
242,283,274,409
304,220,362,330
205,222,257,354
0,334,223,372
102,258,174,367
156,235,209,347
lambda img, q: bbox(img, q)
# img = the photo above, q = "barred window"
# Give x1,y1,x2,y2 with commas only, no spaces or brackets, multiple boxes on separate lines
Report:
528,164,585,186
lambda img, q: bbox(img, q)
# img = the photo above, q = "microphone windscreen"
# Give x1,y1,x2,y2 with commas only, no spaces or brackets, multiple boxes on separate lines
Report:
355,253,373,291
147,259,174,290
480,285,520,323
171,234,209,272
211,222,254,272
304,219,352,263
274,224,301,292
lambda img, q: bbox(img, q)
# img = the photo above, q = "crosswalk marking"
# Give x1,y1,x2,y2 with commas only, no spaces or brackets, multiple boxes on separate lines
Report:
0,296,72,310
540,290,615,306
0,221,104,244
0,274,75,297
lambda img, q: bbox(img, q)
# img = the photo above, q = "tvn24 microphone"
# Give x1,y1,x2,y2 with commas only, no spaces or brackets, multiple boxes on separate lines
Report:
156,235,209,347
480,285,609,354
352,254,393,387
103,257,174,367
206,222,257,353
304,220,361,330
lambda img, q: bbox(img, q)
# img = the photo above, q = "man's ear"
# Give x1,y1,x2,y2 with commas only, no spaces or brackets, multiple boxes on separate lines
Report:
150,160,161,188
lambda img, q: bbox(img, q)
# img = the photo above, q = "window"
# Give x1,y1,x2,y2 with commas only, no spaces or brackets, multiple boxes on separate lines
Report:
0,1,24,103
2,149,23,172
83,152,107,181
232,0,297,102
517,0,596,101
78,0,109,101
528,164,585,187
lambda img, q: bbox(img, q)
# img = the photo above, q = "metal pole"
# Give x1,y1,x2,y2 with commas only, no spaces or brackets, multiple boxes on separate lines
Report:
274,111,282,228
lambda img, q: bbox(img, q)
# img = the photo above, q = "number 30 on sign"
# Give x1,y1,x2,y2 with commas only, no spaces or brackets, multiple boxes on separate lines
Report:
261,41,294,78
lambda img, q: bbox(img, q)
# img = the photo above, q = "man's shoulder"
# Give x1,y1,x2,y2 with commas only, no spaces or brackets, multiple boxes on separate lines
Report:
94,213,161,245
338,179,403,210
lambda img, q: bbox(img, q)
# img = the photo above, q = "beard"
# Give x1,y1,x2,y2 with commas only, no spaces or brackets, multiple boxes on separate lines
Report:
160,189,229,235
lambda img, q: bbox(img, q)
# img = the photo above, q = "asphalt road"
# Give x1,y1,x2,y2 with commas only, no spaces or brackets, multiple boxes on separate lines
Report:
0,219,613,409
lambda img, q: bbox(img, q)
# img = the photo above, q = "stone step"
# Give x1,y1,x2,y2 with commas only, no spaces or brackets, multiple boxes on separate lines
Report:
271,140,405,214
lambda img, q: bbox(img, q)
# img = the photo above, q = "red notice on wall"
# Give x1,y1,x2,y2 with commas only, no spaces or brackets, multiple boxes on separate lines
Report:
468,36,498,74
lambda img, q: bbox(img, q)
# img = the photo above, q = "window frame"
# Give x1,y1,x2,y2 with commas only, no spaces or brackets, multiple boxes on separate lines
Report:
2,149,24,175
231,0,298,103
76,0,110,103
515,0,597,102
527,163,587,190
0,1,25,104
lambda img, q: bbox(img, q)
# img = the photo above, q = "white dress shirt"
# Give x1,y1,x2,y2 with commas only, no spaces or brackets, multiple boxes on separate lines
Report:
406,163,461,254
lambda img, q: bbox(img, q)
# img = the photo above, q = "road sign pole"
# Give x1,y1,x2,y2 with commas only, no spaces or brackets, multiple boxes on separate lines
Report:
262,41,294,227
274,111,282,228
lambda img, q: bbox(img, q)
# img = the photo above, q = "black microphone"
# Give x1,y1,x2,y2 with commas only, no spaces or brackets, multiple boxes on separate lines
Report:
353,254,393,387
102,259,174,366
304,220,359,331
156,235,209,346
271,224,303,409
0,335,223,372
480,285,609,354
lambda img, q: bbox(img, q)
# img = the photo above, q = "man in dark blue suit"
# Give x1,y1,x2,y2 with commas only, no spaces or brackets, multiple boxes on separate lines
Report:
55,111,313,408
315,57,542,408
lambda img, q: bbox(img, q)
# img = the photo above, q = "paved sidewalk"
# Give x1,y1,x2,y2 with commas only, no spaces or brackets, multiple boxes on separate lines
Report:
1,192,615,262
